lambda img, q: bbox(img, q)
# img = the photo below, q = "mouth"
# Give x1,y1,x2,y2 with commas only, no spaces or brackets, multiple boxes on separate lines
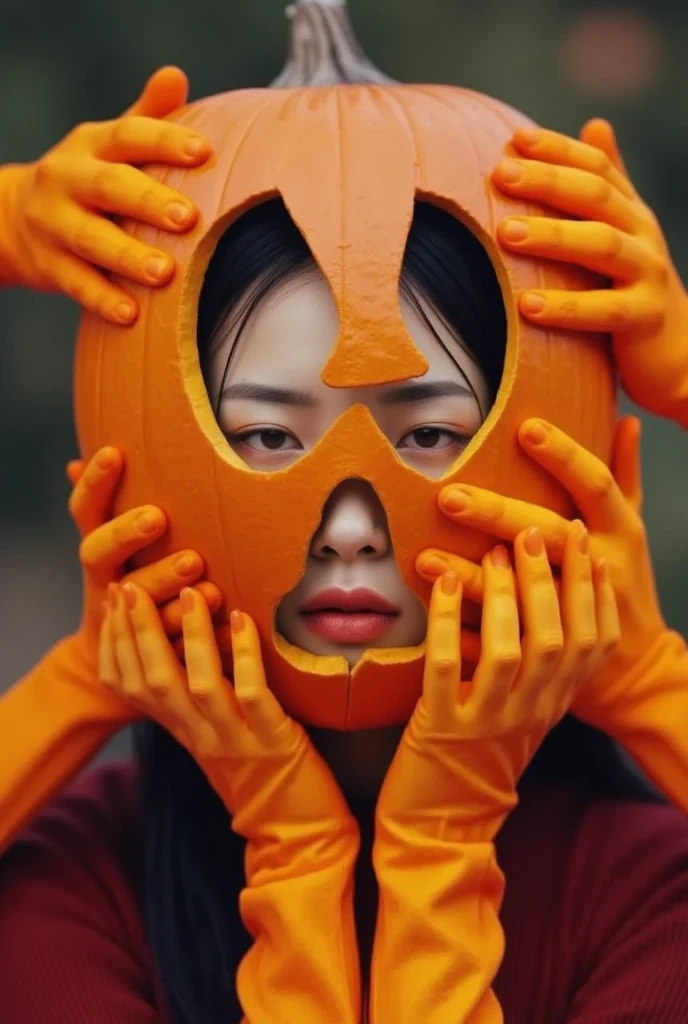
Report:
300,587,400,645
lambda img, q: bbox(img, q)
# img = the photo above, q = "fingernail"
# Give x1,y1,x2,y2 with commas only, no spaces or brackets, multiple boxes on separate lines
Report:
440,488,470,514
521,292,547,315
417,552,450,578
122,583,137,610
136,511,160,535
114,301,135,323
180,588,195,614
230,609,245,634
491,545,510,570
440,571,459,596
167,201,192,226
174,554,201,578
515,128,541,146
107,583,119,610
96,448,117,471
524,527,544,558
594,558,609,582
143,255,170,281
574,520,589,555
501,218,529,243
498,160,523,184
183,134,206,157
523,419,549,446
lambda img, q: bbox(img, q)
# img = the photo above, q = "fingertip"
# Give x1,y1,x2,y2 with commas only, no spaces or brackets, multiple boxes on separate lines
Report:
95,446,122,473
519,418,550,447
520,291,547,317
110,300,138,325
180,587,196,615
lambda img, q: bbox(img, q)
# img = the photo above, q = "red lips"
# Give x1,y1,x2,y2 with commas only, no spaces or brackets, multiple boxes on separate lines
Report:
301,587,400,615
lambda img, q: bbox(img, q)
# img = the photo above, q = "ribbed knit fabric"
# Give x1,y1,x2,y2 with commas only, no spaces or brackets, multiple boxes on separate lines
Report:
1,763,688,1022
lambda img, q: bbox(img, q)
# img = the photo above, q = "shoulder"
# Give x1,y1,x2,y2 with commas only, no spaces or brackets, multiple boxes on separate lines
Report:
0,762,161,1022
496,784,688,1021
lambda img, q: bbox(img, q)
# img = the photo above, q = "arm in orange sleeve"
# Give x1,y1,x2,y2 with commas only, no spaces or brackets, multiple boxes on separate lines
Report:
371,530,619,1024
0,451,217,853
0,66,209,320
493,123,688,432
419,418,688,820
102,582,361,1024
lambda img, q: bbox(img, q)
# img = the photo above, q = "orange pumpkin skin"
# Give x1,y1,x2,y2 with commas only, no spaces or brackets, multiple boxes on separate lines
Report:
74,40,616,731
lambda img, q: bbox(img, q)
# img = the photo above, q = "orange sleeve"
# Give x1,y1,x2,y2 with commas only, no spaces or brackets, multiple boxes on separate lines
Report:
0,636,130,853
207,756,361,1024
371,821,505,1023
583,629,688,815
0,164,27,287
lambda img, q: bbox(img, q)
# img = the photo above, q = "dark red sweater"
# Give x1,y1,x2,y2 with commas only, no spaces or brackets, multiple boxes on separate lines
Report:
1,763,688,1022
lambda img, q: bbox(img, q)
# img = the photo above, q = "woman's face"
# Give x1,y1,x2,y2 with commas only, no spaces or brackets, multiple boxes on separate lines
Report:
204,270,490,666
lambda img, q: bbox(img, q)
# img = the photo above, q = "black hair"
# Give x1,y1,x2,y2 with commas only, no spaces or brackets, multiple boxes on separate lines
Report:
136,198,659,1024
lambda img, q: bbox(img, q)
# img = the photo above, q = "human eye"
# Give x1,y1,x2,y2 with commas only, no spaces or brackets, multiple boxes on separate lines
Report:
226,427,302,459
397,426,471,453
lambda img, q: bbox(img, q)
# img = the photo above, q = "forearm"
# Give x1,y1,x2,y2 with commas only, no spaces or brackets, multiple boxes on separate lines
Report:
0,635,126,852
371,823,505,1024
592,630,688,814
0,164,27,287
237,850,360,1024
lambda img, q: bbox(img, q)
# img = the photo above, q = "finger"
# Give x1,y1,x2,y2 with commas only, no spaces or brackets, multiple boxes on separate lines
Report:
124,583,211,740
160,582,224,637
79,505,167,582
497,218,664,281
515,284,664,333
67,158,197,233
518,419,629,533
66,459,85,486
491,160,639,233
512,529,564,687
439,484,570,562
422,572,463,725
125,66,190,118
68,447,123,537
48,248,139,324
109,584,146,701
591,559,621,666
579,119,630,178
52,202,174,287
510,126,635,199
179,590,244,738
121,549,205,605
556,523,598,692
93,116,210,168
471,547,520,710
610,416,643,512
228,607,292,744
416,549,484,601
98,607,120,691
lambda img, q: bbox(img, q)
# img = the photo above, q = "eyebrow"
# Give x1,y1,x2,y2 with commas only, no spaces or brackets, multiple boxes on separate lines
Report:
220,382,317,406
379,380,474,404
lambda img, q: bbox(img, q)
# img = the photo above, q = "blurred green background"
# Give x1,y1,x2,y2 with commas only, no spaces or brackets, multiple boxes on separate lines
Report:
1,0,687,728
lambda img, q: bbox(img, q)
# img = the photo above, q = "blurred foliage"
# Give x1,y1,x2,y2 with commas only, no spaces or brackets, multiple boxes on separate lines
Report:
1,0,687,670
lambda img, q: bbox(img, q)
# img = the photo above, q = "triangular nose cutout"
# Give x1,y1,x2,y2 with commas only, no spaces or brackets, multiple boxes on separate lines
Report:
321,315,429,388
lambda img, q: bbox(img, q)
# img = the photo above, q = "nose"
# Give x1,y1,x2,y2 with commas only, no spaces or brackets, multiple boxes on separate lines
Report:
310,480,390,562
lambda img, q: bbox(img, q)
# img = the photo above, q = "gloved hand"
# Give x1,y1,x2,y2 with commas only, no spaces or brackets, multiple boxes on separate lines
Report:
0,65,211,323
0,447,220,852
372,533,619,1024
417,418,688,814
492,124,688,429
101,581,361,1024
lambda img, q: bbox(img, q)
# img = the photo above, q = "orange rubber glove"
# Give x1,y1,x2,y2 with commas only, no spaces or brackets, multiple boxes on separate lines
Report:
492,124,688,429
0,65,211,323
0,449,220,853
417,417,688,815
100,581,361,1024
372,533,619,1024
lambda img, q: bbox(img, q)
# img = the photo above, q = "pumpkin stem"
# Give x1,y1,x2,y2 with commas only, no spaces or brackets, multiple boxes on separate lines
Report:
271,0,396,87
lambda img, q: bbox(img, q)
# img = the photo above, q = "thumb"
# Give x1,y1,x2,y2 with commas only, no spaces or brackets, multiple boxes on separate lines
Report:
610,416,643,513
125,65,190,119
579,117,629,176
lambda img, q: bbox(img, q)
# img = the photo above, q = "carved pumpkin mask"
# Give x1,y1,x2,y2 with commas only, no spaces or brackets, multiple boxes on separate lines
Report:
74,0,616,731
